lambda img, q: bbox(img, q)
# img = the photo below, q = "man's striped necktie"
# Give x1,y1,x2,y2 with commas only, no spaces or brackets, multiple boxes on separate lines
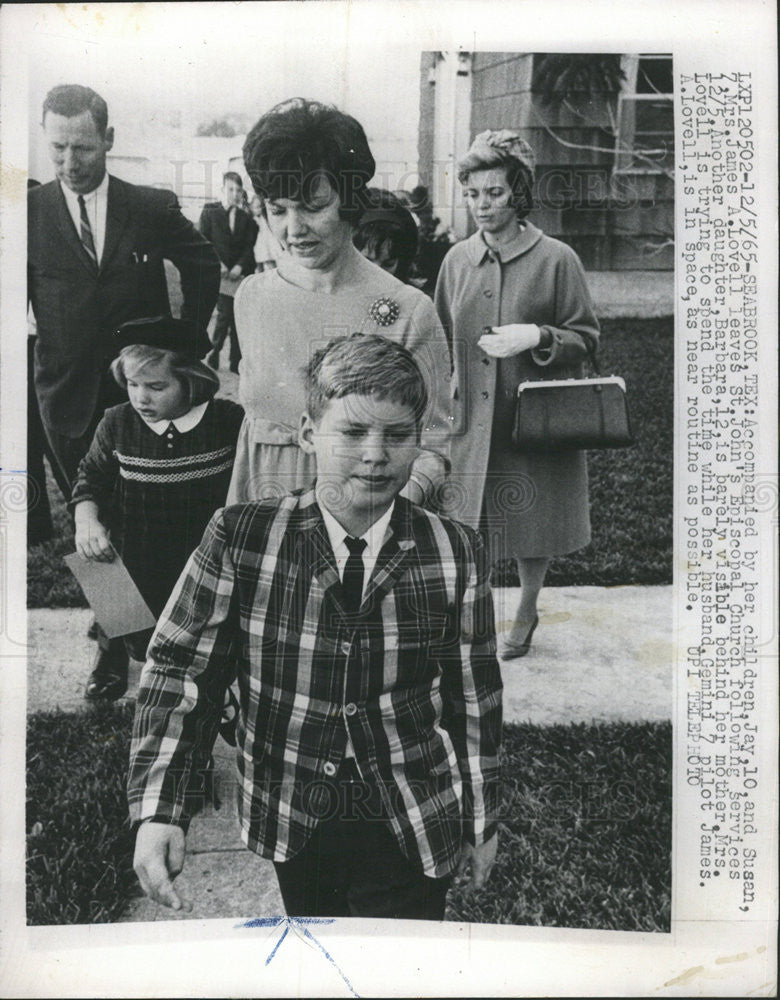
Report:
77,195,98,267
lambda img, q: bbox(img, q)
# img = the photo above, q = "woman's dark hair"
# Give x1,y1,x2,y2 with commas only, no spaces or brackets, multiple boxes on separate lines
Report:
243,98,375,223
353,188,419,282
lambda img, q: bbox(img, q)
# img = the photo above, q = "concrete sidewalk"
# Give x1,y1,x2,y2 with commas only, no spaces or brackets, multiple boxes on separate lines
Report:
26,584,671,922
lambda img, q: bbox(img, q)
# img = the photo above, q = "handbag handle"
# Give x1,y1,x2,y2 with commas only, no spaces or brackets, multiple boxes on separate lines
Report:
580,333,601,377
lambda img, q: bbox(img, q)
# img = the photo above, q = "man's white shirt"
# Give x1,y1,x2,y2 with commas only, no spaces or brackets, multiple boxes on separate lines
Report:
60,172,109,264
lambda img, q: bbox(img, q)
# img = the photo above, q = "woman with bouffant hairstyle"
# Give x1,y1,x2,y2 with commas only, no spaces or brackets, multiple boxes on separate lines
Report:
243,98,374,222
227,98,451,507
435,129,600,659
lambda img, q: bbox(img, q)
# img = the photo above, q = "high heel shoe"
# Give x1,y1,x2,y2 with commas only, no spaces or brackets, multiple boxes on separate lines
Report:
500,615,539,660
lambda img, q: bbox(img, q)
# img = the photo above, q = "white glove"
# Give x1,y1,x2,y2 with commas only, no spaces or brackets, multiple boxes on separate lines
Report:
478,323,541,358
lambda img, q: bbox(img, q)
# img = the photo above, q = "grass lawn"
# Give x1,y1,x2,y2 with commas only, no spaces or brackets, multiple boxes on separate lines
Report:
27,709,671,931
446,720,672,930
27,704,138,924
26,317,672,607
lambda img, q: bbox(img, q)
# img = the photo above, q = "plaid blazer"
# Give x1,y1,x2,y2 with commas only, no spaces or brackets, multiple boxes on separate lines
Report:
128,488,502,878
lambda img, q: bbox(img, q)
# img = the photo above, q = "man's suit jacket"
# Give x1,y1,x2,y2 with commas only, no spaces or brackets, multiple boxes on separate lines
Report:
128,489,503,878
198,202,258,276
28,176,220,437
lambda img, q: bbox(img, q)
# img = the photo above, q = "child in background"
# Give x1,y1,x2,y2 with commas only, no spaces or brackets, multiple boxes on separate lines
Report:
249,193,283,273
353,187,419,284
72,315,243,699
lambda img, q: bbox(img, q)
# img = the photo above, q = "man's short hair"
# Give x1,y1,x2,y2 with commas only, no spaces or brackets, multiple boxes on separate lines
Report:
243,98,375,223
42,85,108,136
222,171,243,187
304,334,428,428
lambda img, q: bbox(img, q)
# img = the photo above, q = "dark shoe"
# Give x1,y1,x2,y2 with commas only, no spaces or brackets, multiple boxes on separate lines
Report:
500,615,539,660
85,650,128,701
85,669,128,701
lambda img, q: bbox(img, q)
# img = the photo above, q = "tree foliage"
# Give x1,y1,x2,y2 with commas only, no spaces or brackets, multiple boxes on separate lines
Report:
533,54,626,104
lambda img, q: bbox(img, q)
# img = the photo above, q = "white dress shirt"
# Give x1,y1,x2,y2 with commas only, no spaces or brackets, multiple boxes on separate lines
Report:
60,172,110,265
319,500,395,602
318,498,395,765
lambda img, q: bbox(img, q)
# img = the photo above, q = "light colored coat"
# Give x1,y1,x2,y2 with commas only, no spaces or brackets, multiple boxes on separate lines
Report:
434,223,600,558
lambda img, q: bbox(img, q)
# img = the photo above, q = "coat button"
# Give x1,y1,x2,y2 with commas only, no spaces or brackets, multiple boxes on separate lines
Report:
483,289,493,298
323,761,337,777
482,357,490,365
167,443,174,449
482,391,489,399
341,641,351,656
344,702,357,717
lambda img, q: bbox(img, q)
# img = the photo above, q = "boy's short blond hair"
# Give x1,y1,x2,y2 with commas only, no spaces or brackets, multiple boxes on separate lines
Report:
304,334,428,429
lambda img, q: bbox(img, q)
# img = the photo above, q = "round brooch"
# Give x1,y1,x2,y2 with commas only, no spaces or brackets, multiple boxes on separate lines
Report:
368,296,400,327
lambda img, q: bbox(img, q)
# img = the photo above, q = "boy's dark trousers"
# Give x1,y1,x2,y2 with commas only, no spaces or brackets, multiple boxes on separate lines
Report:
207,294,241,373
273,758,452,920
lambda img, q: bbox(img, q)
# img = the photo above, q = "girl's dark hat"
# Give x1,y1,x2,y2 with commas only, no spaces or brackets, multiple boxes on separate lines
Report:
115,315,199,356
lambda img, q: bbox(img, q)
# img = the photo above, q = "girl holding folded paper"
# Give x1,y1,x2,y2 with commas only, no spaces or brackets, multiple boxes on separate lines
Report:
434,130,600,659
71,316,243,694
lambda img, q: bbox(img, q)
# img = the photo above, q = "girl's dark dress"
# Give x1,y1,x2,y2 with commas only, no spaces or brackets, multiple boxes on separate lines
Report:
72,398,244,656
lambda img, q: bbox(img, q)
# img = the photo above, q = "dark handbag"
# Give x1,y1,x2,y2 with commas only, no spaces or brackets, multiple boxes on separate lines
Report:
512,341,634,452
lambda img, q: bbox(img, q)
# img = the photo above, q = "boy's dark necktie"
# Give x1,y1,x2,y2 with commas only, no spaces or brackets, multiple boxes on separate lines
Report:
77,195,98,267
342,536,367,613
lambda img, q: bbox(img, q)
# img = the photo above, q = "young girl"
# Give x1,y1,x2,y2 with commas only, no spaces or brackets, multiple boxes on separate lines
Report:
72,315,244,695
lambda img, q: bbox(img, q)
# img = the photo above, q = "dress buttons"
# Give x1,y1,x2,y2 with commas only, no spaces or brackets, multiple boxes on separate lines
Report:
483,289,493,298
344,703,357,717
323,762,337,777
340,641,351,656
482,357,490,365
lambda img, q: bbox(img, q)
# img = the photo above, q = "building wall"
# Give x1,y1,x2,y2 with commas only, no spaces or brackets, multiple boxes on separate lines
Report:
420,52,674,271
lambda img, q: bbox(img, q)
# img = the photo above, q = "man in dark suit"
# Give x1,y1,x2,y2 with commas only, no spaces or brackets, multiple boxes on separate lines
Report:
198,172,258,373
28,83,221,700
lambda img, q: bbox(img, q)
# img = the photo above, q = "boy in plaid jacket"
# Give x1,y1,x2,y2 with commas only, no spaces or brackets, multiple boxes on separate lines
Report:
129,333,502,920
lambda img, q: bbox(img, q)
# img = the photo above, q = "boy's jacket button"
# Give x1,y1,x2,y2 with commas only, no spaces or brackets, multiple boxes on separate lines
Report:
323,761,337,777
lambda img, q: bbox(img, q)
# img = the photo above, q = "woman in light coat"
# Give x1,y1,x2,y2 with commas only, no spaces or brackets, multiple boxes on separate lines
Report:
434,130,600,657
